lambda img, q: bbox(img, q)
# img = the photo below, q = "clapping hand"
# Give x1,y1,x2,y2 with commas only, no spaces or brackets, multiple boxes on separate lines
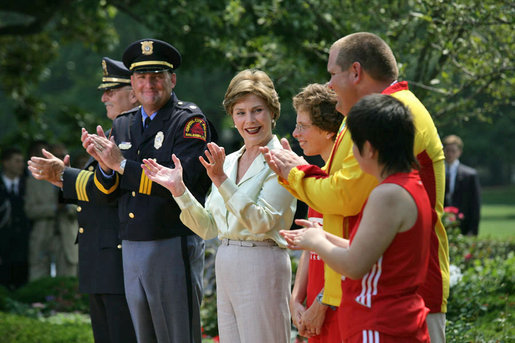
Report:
280,219,325,251
199,142,227,188
27,149,70,188
142,154,186,197
260,138,307,179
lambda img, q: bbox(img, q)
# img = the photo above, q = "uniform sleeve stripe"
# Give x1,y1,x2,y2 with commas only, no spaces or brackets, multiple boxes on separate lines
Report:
94,172,119,194
139,170,152,195
76,170,93,202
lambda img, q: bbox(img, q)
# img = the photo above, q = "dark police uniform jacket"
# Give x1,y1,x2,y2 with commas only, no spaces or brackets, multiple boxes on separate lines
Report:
94,93,213,241
62,158,125,294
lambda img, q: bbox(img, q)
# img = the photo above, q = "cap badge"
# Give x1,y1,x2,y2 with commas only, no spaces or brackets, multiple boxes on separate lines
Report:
154,131,164,150
102,60,108,76
141,41,154,55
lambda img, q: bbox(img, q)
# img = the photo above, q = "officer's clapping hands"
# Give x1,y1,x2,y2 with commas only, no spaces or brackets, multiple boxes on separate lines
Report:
81,125,124,174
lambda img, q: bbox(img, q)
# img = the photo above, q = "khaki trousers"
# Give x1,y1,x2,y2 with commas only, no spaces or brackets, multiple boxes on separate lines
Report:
216,240,291,343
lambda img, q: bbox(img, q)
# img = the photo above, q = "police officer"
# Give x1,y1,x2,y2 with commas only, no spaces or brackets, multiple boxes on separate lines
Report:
28,57,138,343
81,39,214,343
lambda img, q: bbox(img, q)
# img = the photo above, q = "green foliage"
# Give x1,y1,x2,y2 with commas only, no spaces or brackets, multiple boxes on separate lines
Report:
445,224,515,341
0,1,118,147
0,312,93,343
11,276,89,314
201,245,219,338
0,285,9,311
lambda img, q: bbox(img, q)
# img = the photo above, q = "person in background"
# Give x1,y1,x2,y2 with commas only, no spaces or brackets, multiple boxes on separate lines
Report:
28,57,137,343
443,134,481,236
25,139,56,281
262,32,449,343
0,147,30,289
81,39,214,343
142,69,296,343
25,142,78,280
283,94,431,342
288,84,342,342
50,143,79,277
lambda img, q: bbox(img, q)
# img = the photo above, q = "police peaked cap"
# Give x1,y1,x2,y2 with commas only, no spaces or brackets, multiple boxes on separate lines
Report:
122,38,182,73
98,57,132,90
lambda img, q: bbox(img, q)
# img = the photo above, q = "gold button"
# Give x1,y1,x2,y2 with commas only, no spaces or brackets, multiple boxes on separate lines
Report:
79,227,84,234
132,191,136,197
76,206,82,212
129,212,135,218
137,150,140,155
88,166,94,171
117,244,122,249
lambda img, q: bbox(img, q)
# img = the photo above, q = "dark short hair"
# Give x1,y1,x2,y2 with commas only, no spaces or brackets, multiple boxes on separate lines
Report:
332,32,398,82
1,147,23,162
347,94,418,177
292,83,341,138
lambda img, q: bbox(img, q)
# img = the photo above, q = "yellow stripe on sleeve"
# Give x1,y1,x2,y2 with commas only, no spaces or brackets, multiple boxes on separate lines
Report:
94,172,119,194
75,171,93,202
139,170,152,195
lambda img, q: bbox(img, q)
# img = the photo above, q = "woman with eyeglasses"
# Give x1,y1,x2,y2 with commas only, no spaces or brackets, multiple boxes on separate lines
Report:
289,84,342,342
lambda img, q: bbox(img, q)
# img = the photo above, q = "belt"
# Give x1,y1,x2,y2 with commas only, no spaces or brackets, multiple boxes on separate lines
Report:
221,238,277,247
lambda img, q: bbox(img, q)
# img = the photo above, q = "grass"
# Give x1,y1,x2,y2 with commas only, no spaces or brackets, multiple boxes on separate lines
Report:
479,185,515,239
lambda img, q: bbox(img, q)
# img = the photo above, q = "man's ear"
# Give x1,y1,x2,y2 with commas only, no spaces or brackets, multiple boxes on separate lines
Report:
351,61,363,83
170,72,177,88
129,89,138,105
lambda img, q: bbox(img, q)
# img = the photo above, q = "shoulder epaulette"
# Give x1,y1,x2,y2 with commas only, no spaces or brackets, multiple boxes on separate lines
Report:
118,105,141,117
176,100,202,114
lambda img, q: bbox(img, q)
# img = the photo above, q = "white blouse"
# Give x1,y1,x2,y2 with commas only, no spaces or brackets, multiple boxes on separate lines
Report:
174,135,297,247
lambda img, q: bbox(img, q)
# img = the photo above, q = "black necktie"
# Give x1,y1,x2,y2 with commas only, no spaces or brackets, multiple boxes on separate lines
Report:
10,182,16,195
144,117,151,131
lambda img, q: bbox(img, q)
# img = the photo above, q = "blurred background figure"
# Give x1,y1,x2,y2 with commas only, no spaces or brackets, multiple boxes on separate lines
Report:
50,143,79,276
0,146,30,289
443,135,481,236
25,141,78,281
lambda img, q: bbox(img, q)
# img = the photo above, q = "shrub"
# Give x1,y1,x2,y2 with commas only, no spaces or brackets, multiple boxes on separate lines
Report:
0,312,93,343
446,224,515,341
0,285,9,311
11,276,88,314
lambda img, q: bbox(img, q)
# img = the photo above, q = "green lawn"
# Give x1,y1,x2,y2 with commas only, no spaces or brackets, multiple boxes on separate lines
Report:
478,185,515,240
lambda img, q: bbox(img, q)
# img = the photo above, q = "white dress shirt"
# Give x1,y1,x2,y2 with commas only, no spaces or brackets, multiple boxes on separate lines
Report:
174,135,297,247
446,159,460,195
2,174,20,195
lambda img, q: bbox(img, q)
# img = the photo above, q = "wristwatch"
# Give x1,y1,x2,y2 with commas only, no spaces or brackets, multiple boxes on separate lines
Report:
119,159,127,174
316,292,337,310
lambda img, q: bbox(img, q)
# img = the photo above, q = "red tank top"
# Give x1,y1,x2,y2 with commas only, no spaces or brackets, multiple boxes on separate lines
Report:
339,171,431,340
306,208,341,343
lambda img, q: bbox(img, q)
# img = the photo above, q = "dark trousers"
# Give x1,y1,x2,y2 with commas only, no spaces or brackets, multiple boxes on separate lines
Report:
89,293,137,343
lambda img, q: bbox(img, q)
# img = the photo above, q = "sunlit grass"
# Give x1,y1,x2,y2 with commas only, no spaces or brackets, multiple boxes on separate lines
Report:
479,185,515,240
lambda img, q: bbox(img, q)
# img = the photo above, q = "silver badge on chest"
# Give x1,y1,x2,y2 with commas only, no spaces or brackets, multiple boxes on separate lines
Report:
154,131,164,150
118,142,132,150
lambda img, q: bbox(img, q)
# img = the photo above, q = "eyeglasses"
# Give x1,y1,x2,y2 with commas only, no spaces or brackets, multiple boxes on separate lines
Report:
103,87,131,97
294,123,314,132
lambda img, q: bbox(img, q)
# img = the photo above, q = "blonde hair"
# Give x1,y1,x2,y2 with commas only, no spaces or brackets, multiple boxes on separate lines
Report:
443,134,464,150
223,69,280,126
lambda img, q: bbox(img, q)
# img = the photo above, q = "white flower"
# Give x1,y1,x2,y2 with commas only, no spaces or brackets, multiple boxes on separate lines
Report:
449,264,463,287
